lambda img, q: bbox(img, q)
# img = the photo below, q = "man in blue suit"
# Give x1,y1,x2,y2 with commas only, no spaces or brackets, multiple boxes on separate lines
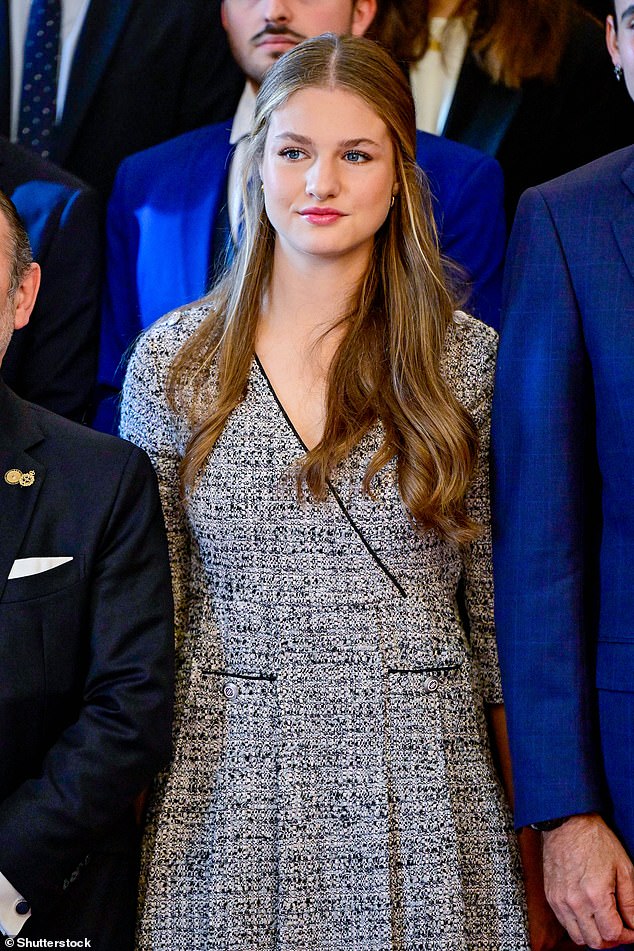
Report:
0,136,101,422
94,0,506,433
493,3,634,947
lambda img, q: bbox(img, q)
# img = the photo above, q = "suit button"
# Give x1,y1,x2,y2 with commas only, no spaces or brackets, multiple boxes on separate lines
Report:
424,677,439,693
15,899,30,915
223,682,238,699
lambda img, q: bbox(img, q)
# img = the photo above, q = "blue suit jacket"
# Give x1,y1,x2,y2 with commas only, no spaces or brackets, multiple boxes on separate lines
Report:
0,137,101,422
492,146,634,851
95,121,505,432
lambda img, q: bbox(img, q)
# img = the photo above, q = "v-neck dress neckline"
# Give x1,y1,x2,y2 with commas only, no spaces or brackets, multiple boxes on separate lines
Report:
251,353,407,597
253,353,312,454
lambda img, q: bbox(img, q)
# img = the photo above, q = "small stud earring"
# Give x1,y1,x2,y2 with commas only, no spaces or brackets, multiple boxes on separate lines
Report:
390,195,395,208
615,63,624,82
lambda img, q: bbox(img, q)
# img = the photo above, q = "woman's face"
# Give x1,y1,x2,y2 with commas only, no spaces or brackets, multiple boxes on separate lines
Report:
260,86,397,271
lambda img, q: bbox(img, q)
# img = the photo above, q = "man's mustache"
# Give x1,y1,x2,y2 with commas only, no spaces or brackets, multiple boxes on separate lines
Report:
251,24,306,44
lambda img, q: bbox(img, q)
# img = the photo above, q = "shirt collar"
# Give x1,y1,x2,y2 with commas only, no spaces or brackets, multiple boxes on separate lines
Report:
230,83,257,146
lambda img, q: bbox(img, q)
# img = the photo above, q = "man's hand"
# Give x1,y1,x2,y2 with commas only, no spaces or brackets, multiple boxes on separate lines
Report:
542,813,634,948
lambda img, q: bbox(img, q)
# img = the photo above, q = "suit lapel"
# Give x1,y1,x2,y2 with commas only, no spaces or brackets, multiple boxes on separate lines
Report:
0,0,10,139
443,51,523,157
52,0,134,163
613,156,634,284
0,383,46,600
141,129,233,316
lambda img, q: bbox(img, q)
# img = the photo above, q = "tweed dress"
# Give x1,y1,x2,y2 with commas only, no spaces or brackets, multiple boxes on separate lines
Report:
120,304,529,951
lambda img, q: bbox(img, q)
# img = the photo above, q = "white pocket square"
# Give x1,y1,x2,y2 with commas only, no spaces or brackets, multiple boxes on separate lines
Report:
8,556,73,580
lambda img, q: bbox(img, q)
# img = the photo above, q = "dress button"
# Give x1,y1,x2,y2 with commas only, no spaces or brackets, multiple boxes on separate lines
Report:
15,899,30,915
424,677,439,693
223,682,238,699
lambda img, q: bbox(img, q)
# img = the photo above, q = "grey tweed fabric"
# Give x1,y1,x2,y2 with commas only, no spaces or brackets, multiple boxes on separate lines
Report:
120,304,529,951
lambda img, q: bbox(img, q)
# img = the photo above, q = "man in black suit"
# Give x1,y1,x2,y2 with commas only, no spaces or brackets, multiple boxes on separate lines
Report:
0,0,244,196
0,136,100,422
0,191,174,947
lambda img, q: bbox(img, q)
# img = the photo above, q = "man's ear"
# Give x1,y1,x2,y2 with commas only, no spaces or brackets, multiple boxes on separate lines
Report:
351,0,378,37
13,262,40,331
607,15,621,70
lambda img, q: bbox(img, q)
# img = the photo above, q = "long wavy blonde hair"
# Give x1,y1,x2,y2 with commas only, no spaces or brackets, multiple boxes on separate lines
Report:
168,33,479,545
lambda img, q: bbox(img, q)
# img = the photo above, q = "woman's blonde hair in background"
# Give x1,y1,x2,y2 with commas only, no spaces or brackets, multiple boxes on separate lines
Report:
168,33,480,545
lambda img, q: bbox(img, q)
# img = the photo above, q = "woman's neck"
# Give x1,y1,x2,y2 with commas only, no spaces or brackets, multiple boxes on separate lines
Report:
428,0,462,17
254,243,368,449
261,241,366,349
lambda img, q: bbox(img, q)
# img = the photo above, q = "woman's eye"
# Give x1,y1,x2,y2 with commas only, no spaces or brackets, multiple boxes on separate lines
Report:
343,150,371,163
279,148,305,160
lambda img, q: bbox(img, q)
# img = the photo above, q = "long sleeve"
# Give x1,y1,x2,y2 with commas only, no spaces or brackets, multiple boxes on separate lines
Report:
462,378,502,703
491,186,605,828
438,152,506,331
4,181,102,422
94,159,143,435
455,319,503,702
119,320,192,652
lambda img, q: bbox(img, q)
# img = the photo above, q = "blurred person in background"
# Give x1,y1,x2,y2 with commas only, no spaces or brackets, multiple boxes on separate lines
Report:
0,0,243,197
368,0,634,220
0,136,100,422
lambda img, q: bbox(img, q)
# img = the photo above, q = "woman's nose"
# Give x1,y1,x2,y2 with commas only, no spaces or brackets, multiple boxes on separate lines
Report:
305,158,339,200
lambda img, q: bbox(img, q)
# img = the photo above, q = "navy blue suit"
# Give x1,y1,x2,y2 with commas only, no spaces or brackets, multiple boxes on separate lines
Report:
0,0,243,196
492,146,634,856
0,380,173,947
94,121,506,432
0,137,101,422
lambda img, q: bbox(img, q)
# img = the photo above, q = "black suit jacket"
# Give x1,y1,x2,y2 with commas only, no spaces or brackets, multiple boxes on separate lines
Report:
443,9,634,220
0,0,243,196
0,137,101,422
0,381,173,947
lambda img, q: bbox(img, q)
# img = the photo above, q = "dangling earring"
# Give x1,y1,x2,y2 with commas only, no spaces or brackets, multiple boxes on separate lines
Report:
390,194,395,209
615,63,624,82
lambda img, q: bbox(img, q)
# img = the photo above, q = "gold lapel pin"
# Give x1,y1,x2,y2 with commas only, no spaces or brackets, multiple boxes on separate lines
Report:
4,468,35,487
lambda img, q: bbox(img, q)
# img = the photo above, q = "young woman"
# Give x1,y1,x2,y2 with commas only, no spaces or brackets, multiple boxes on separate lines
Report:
121,34,530,951
368,0,634,219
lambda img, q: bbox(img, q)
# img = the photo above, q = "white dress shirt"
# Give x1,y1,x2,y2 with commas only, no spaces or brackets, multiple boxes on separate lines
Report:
10,0,92,139
410,17,470,135
0,872,30,936
227,82,257,242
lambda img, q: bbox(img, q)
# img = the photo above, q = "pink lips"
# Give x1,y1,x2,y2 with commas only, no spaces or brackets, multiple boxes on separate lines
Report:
299,207,346,225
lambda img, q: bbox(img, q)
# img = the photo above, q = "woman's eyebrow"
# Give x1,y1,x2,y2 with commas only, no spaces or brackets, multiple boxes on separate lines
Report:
273,132,381,148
